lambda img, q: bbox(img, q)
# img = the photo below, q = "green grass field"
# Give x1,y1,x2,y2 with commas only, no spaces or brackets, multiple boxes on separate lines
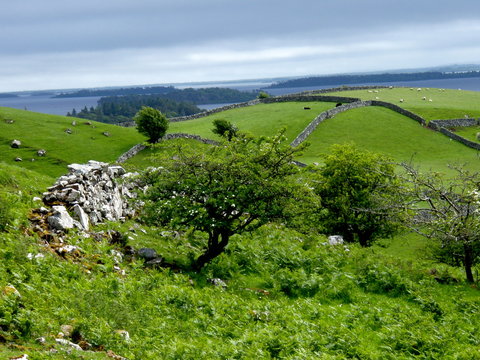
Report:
168,101,336,143
296,106,479,173
0,107,146,177
328,87,480,120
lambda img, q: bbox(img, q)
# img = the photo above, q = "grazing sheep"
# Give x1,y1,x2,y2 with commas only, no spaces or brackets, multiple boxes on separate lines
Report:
399,99,404,103
422,96,427,100
417,88,422,91
375,97,379,100
428,98,432,102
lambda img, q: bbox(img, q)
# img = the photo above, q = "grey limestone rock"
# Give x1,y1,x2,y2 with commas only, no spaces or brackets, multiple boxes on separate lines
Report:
48,206,75,231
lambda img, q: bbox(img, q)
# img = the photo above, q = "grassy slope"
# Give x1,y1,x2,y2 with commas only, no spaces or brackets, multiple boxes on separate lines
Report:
0,107,146,177
168,102,336,143
455,125,480,143
299,106,480,174
328,87,480,120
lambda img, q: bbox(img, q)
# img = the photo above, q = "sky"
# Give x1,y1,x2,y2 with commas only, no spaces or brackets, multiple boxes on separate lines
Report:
2,0,480,92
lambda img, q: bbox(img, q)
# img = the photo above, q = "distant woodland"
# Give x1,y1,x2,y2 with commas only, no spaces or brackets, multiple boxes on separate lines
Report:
67,87,259,124
268,71,480,88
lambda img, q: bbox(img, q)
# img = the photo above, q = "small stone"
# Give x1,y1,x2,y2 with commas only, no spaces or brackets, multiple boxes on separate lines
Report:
114,329,130,342
328,235,344,245
60,324,74,337
55,338,83,351
137,248,158,261
208,278,227,289
2,284,21,298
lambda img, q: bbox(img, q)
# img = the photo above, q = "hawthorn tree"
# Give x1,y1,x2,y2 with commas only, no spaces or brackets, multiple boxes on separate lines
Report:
403,164,480,283
140,131,314,270
313,144,404,247
134,106,169,143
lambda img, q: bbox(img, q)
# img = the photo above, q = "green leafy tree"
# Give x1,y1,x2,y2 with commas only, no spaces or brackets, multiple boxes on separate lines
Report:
212,119,238,140
134,106,169,143
140,131,313,270
403,164,480,283
314,144,403,247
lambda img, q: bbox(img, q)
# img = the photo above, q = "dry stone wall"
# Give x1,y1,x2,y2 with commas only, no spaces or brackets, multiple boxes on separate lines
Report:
41,161,139,231
428,118,479,130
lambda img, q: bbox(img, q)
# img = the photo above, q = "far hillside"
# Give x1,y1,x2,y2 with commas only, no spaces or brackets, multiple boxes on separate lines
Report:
168,101,337,144
328,87,480,120
0,107,145,177
298,106,479,174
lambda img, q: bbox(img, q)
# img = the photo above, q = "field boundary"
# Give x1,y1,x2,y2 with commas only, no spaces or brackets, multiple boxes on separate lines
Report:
118,86,480,161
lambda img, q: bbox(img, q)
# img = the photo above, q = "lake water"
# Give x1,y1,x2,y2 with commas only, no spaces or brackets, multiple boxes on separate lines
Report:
0,95,100,116
1,77,480,116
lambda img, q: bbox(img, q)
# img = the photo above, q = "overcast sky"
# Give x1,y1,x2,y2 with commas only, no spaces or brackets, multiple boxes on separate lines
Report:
2,0,480,92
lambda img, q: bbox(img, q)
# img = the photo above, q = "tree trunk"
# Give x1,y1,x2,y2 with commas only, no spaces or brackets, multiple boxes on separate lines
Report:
463,243,474,283
193,231,230,271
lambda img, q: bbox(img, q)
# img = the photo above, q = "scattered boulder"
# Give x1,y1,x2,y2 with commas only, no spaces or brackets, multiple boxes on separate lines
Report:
65,128,72,134
328,235,344,245
14,157,22,162
5,119,14,124
11,139,21,148
71,120,77,126
102,131,111,137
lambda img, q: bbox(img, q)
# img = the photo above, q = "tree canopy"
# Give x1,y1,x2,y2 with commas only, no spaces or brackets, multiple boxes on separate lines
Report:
134,106,169,143
313,144,404,247
140,131,313,270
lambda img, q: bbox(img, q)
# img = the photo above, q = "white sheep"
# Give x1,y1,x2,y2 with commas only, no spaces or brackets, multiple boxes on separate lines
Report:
399,99,404,103
422,96,426,100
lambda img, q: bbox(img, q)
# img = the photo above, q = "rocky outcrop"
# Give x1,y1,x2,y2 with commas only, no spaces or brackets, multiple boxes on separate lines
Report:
41,160,139,231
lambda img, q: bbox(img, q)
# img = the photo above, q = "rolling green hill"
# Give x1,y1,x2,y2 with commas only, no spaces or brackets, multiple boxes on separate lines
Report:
0,107,146,177
168,101,337,143
298,106,479,174
328,87,480,120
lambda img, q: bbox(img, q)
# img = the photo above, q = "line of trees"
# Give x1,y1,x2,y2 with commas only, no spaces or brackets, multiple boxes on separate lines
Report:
67,87,260,124
268,71,480,89
68,97,201,124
